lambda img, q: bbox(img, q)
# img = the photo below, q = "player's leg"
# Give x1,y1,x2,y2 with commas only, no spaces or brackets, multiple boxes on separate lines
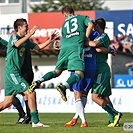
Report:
64,77,88,127
1,72,16,111
64,93,88,127
57,70,84,102
0,95,14,111
56,46,84,101
21,77,49,127
8,72,48,128
22,94,31,124
12,96,26,124
28,70,62,93
64,90,87,127
69,72,94,122
24,90,49,127
74,90,88,127
103,96,122,127
22,71,34,124
92,72,121,127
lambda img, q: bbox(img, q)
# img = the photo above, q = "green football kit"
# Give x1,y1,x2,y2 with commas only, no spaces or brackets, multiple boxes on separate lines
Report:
56,15,93,71
92,33,112,96
4,34,36,96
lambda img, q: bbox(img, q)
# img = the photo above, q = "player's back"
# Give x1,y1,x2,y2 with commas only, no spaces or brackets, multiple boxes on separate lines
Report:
60,15,92,48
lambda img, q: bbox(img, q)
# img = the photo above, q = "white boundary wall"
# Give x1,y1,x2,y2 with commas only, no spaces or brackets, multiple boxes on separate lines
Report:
0,89,132,113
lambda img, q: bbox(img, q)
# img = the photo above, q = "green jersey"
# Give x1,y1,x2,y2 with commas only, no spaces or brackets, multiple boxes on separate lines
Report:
95,33,110,73
0,37,8,49
60,15,92,48
5,34,36,73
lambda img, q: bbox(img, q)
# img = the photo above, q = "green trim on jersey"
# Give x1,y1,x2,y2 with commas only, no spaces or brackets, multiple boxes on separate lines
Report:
95,33,110,73
60,15,92,48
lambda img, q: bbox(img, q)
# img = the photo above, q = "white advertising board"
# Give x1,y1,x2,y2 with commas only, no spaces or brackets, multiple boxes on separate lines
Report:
0,89,132,113
0,13,28,41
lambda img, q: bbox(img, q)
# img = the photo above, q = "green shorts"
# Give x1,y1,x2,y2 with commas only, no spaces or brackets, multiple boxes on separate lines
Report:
55,46,84,71
4,71,29,96
92,71,112,97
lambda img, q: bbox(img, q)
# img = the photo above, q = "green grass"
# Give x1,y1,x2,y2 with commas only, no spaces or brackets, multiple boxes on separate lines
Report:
0,113,132,133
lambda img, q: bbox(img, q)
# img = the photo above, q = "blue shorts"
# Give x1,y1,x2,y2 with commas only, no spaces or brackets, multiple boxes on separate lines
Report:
70,70,96,92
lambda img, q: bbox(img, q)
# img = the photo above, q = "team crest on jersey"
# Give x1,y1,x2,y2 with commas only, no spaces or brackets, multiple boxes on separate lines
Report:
19,47,25,57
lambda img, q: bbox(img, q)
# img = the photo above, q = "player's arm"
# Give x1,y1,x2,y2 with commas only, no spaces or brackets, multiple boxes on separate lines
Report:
96,46,117,55
86,21,94,38
14,25,38,47
34,31,59,50
96,47,110,54
85,39,100,47
125,62,133,67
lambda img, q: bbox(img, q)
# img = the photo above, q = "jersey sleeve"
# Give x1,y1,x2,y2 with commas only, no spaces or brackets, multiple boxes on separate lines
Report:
84,16,93,26
96,34,110,48
10,34,19,47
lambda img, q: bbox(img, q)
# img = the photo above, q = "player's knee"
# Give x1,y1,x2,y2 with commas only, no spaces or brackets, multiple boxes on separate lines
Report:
75,71,84,79
54,70,62,77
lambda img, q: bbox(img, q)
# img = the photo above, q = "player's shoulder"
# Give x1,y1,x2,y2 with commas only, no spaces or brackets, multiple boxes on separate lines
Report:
76,14,89,18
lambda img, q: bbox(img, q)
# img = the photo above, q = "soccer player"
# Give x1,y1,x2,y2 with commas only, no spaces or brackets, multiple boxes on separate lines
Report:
15,46,34,124
64,30,98,127
0,36,32,124
86,18,122,127
28,5,94,102
0,18,59,127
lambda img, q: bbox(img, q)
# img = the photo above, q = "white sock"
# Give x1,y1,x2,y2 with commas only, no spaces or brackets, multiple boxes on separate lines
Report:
64,82,70,89
75,99,86,123
73,95,87,119
73,113,78,119
81,94,87,108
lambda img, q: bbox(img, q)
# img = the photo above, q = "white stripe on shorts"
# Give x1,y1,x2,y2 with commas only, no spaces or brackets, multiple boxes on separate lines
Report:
10,73,19,84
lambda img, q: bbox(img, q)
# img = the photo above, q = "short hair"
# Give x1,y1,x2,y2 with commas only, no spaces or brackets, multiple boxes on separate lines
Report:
14,18,27,32
61,5,74,15
95,18,106,30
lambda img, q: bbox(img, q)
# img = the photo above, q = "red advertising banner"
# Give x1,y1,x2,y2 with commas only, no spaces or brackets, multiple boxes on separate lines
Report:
28,11,95,49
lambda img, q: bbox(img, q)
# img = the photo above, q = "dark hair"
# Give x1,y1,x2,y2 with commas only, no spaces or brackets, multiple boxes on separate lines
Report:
95,18,106,30
61,5,74,15
14,18,27,32
34,65,38,69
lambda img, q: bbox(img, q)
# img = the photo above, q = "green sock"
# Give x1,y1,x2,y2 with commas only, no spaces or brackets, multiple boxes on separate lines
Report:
102,104,115,121
66,73,81,86
103,104,119,122
41,71,56,82
30,110,39,124
106,104,118,115
108,113,114,123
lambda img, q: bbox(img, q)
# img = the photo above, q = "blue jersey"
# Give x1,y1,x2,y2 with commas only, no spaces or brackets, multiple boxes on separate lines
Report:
70,31,98,92
84,30,98,71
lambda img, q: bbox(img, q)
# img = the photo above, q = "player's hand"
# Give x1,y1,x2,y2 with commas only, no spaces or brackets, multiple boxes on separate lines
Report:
49,30,60,42
30,25,39,35
110,45,117,56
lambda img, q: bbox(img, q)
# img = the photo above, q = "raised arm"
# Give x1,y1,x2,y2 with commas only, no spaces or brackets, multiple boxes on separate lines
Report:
34,31,60,50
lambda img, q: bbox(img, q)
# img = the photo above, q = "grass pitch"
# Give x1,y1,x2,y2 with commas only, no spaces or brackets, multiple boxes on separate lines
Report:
0,113,132,133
